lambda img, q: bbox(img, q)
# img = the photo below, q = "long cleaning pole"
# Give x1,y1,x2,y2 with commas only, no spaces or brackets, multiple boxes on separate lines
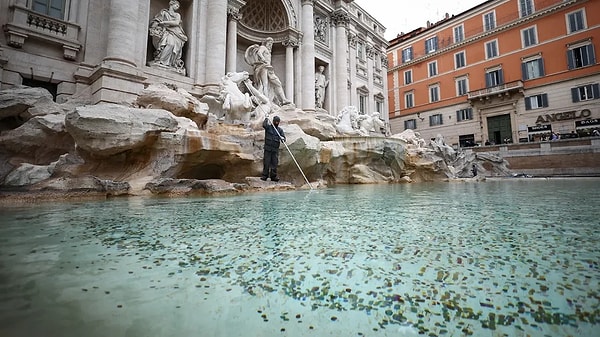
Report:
265,117,314,190
242,82,314,190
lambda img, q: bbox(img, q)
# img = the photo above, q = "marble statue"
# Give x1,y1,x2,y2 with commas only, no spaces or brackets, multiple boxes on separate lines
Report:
218,71,253,122
217,71,272,123
430,134,456,159
392,129,427,149
336,107,386,136
315,65,328,109
335,106,361,135
244,37,291,106
149,0,187,75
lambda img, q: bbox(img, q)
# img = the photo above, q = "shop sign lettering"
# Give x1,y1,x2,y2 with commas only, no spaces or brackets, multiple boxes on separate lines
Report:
535,109,591,124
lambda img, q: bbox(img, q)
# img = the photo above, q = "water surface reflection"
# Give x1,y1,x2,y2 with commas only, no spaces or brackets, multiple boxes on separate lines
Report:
0,179,599,337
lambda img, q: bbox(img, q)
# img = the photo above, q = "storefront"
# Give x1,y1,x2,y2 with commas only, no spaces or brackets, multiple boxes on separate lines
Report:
527,124,552,142
575,118,600,137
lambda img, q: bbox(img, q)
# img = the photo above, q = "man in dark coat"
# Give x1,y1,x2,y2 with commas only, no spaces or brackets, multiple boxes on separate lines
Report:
261,115,285,181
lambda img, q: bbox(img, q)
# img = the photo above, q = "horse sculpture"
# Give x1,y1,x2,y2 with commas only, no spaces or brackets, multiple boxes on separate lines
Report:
219,71,253,123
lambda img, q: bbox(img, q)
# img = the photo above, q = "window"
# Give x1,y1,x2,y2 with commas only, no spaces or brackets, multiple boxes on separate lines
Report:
402,47,413,63
519,0,534,17
404,70,412,85
405,92,414,108
522,58,545,80
571,84,600,102
428,61,438,77
485,40,498,59
359,94,367,113
375,100,383,114
567,10,586,34
455,51,466,69
484,12,496,32
425,36,438,54
525,94,549,110
456,108,473,121
485,68,504,88
522,26,537,48
429,114,443,126
404,119,417,130
567,44,596,69
357,42,365,60
32,0,65,19
456,77,468,96
454,25,464,43
429,85,440,103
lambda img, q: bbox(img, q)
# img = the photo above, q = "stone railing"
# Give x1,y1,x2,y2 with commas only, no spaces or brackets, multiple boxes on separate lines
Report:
467,80,523,100
4,5,81,60
470,137,600,176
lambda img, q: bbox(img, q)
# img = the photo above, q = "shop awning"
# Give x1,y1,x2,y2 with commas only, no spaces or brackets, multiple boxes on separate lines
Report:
528,125,551,134
575,118,599,129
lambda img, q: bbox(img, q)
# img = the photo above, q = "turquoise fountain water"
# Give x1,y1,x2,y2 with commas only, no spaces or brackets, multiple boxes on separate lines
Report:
0,179,599,337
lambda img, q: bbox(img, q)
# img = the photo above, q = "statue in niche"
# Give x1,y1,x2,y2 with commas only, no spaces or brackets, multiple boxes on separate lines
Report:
148,0,187,75
244,37,292,106
315,65,328,109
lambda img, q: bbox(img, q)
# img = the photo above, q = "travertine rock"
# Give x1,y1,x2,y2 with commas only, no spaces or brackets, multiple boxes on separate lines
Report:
65,103,179,156
0,86,511,200
0,86,54,119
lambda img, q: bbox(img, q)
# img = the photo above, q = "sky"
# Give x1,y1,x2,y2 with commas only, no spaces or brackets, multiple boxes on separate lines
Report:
355,0,486,40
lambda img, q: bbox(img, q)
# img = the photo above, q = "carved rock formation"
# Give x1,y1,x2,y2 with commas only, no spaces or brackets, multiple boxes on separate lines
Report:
0,86,511,200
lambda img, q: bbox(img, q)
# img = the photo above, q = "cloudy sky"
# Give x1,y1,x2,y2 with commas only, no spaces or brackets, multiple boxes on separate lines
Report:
355,0,485,40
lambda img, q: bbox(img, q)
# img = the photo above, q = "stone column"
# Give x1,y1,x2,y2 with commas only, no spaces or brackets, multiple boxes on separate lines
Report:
301,0,316,111
283,38,298,103
332,10,349,114
347,31,358,107
226,4,243,73
104,0,138,67
294,40,302,106
205,0,228,87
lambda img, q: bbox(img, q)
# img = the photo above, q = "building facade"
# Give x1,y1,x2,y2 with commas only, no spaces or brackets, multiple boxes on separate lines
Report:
0,0,388,121
387,0,600,147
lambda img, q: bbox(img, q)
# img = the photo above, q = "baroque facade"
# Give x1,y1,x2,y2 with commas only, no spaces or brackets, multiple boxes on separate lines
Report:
387,0,600,147
0,0,388,122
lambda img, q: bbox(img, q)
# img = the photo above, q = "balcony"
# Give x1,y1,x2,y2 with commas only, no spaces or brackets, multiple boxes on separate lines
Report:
4,4,81,60
468,80,524,102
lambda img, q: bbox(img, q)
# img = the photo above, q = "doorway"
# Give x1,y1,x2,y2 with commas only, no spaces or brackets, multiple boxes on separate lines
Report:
487,114,512,144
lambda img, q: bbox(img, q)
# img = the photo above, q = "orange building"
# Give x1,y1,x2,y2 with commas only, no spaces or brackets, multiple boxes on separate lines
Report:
387,0,600,147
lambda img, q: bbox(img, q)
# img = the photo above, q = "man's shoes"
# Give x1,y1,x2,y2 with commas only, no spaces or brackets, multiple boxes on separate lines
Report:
260,177,267,181
271,177,280,182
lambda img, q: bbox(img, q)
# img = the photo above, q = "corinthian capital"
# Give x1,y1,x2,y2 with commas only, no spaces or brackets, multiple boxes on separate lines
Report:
227,0,246,20
227,7,243,21
331,10,349,28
